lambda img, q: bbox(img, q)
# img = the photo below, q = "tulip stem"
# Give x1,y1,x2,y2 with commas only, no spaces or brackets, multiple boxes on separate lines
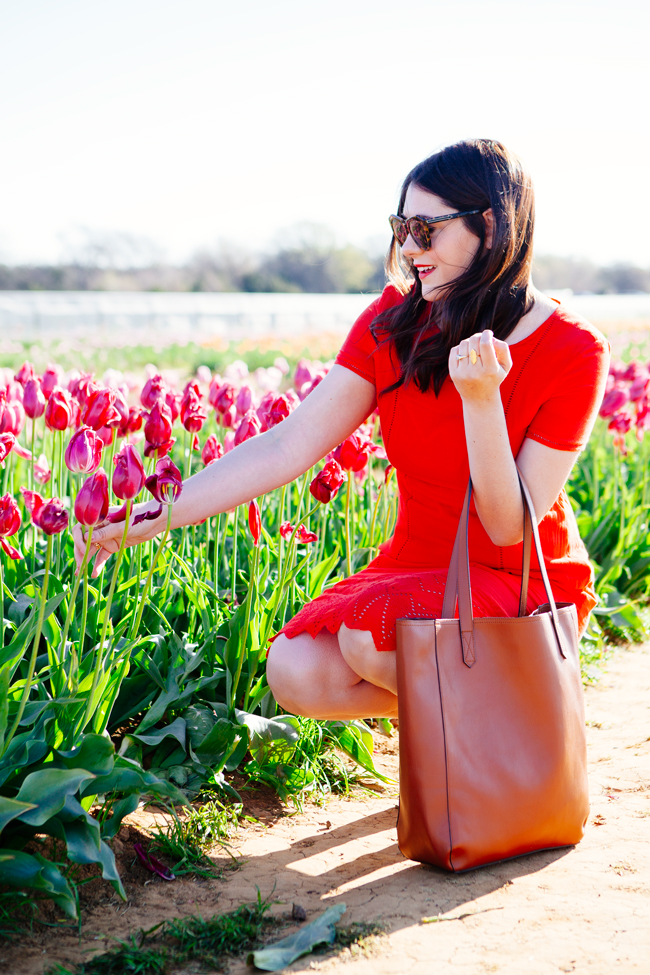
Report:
81,499,132,733
345,476,352,577
60,527,94,692
30,417,36,491
2,534,52,757
232,540,260,714
262,501,321,649
0,557,4,649
230,506,240,605
368,479,386,559
128,502,174,641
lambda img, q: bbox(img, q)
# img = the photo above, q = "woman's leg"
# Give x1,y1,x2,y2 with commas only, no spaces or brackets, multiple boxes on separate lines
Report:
267,627,398,721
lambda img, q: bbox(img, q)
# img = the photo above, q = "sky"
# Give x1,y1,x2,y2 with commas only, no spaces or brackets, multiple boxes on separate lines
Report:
0,0,648,267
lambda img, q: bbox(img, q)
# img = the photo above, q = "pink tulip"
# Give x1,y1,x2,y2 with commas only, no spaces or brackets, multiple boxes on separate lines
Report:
14,361,35,387
310,460,346,504
141,373,167,409
235,385,254,417
21,489,69,535
23,378,46,420
74,469,110,527
41,364,64,399
215,383,236,415
34,454,52,484
83,387,121,431
0,433,15,466
145,456,183,504
45,387,73,431
112,443,145,500
600,384,629,418
144,401,175,457
234,410,262,446
294,358,314,391
248,499,261,546
0,390,26,437
0,493,22,559
64,426,103,474
202,434,223,465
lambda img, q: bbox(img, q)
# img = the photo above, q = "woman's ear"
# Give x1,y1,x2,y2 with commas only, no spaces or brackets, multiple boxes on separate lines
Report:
482,208,494,250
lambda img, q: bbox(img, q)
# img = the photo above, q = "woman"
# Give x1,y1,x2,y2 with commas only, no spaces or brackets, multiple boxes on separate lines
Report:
79,139,609,723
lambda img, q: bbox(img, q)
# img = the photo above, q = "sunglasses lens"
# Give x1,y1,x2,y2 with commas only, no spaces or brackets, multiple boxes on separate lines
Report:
389,215,408,245
409,219,430,250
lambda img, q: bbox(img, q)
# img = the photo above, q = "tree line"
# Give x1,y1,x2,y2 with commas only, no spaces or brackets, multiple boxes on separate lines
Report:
0,227,648,295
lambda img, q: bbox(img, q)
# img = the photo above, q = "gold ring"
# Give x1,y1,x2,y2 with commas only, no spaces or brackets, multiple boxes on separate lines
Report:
470,349,479,365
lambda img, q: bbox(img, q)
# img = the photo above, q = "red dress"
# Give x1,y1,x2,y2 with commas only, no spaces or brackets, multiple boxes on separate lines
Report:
280,286,610,652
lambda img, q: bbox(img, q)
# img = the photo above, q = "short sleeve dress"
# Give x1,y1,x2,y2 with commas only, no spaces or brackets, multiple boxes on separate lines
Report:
280,285,610,653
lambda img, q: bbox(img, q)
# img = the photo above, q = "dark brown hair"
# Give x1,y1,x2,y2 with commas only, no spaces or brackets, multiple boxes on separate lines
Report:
372,139,535,396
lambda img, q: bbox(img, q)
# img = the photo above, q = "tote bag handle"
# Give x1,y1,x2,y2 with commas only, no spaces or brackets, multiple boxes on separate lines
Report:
441,469,567,667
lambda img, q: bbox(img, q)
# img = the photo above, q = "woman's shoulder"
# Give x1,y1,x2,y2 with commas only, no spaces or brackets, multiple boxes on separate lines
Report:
542,303,610,356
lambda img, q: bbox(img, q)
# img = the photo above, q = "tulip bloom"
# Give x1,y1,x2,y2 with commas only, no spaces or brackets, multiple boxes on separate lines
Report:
180,389,207,433
235,384,254,417
0,390,26,437
75,469,110,527
202,434,223,465
310,460,346,504
248,499,262,546
64,426,103,474
600,384,629,418
83,387,121,431
45,387,73,431
0,493,22,559
14,361,35,386
215,383,236,415
280,521,318,544
145,456,183,504
141,373,167,409
23,379,46,419
41,364,63,399
113,443,145,500
267,394,294,428
21,489,69,535
34,454,52,484
0,433,16,466
334,433,373,472
234,410,262,446
144,401,175,457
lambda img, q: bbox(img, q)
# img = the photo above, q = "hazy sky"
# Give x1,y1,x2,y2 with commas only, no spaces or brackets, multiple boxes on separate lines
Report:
1,0,648,266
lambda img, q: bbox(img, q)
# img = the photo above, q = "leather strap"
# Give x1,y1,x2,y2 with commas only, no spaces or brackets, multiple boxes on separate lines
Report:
441,468,567,666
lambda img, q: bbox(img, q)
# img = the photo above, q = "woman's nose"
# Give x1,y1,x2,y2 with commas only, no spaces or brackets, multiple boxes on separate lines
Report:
401,233,425,258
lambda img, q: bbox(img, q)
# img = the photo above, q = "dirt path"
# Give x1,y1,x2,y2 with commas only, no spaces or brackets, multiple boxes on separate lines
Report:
2,645,649,975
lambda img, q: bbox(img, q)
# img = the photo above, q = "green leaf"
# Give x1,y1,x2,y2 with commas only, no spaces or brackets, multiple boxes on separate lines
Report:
0,850,77,919
248,903,346,970
308,547,340,599
15,768,96,826
100,794,139,840
235,711,300,765
192,718,240,770
327,722,394,784
54,733,116,775
132,717,187,750
0,795,37,832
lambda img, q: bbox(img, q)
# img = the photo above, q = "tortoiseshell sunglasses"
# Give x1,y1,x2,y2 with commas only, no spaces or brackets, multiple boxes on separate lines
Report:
388,209,482,250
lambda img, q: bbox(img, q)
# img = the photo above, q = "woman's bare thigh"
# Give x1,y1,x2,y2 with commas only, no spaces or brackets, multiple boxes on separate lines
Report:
266,628,398,721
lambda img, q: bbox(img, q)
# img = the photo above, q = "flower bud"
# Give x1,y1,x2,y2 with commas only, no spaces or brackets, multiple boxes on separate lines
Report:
74,469,110,527
0,492,22,559
112,443,145,500
234,410,261,446
248,499,261,546
64,426,103,474
309,460,346,504
45,387,73,431
23,379,46,419
202,434,223,465
141,373,167,409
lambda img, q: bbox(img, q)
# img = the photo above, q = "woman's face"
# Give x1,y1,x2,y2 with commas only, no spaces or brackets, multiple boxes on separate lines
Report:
401,184,488,302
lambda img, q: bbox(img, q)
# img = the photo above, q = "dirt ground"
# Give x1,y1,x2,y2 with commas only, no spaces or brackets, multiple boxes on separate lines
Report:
1,644,649,975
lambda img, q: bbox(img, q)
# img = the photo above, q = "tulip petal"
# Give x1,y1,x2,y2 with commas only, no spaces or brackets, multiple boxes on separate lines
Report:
133,504,163,525
0,537,23,560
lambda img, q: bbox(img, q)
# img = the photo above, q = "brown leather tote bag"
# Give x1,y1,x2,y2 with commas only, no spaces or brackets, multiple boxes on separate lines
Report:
395,472,589,872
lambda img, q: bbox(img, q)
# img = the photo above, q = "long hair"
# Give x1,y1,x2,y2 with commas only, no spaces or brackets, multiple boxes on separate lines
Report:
373,139,535,396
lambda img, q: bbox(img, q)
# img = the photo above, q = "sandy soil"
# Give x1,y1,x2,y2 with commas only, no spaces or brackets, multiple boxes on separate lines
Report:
1,644,649,975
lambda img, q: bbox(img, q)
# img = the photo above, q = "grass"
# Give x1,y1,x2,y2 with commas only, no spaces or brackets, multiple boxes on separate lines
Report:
45,893,278,975
149,799,247,876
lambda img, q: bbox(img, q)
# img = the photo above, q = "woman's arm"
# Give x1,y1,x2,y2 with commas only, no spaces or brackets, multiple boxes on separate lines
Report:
76,364,375,572
451,330,579,546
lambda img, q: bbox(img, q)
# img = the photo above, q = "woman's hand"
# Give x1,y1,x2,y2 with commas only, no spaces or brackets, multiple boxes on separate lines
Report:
449,329,513,403
73,500,166,577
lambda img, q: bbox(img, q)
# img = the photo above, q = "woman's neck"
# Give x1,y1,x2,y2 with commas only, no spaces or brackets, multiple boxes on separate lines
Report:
506,286,557,345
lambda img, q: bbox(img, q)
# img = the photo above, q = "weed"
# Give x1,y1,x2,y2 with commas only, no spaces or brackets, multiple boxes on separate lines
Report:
150,800,245,876
45,893,278,975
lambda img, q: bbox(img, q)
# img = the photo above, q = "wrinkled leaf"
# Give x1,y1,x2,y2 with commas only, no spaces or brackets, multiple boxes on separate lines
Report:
0,850,77,918
132,716,187,750
248,903,346,970
15,768,96,826
0,795,37,832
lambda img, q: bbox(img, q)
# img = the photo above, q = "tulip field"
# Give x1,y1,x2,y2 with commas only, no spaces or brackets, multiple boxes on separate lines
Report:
0,347,648,924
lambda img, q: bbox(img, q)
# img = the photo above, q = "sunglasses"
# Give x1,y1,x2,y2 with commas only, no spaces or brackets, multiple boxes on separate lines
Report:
389,209,482,250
